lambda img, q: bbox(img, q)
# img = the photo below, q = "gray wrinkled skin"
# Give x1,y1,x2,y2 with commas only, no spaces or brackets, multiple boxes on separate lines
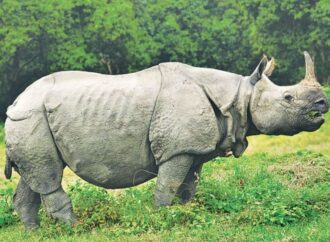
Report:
5,52,329,229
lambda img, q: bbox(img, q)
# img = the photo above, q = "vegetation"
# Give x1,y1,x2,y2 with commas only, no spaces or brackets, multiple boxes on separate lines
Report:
0,152,329,241
0,1,329,240
0,89,329,241
0,0,330,119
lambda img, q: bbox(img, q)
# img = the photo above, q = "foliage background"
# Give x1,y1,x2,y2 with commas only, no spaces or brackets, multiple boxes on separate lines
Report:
0,0,329,120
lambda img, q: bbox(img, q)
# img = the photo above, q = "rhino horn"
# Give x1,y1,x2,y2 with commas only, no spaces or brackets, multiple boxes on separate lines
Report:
300,51,321,87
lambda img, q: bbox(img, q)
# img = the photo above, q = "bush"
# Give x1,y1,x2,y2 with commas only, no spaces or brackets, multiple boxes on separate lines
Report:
0,185,17,227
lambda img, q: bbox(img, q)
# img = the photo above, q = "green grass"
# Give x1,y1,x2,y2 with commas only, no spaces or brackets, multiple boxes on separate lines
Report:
1,152,329,241
0,88,329,241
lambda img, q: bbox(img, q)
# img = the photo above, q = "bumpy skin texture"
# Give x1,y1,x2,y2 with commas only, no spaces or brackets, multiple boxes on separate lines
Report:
6,77,64,194
176,163,203,204
5,53,329,229
13,178,41,229
44,67,161,189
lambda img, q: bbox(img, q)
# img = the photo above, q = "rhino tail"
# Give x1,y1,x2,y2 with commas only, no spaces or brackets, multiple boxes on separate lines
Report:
4,150,12,179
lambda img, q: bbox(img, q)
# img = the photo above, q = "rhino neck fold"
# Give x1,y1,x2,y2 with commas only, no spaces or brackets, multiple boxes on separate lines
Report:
225,77,254,157
192,69,253,157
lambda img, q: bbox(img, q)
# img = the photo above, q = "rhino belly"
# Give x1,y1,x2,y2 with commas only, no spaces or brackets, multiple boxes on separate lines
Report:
44,70,161,188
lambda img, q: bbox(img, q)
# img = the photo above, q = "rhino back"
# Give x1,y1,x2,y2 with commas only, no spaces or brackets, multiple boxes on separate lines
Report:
44,67,161,188
6,75,56,121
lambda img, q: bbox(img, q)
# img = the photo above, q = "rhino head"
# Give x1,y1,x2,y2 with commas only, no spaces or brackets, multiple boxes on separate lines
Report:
249,51,329,135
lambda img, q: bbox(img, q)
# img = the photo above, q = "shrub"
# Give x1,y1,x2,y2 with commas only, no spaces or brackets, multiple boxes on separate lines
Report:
68,181,120,228
0,186,17,227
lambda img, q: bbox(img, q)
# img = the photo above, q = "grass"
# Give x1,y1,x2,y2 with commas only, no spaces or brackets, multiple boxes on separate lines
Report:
0,87,329,241
1,152,329,241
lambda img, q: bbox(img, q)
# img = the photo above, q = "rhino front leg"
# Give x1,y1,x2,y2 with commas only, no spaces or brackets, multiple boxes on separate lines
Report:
41,186,77,225
176,164,203,204
155,155,193,207
13,178,41,229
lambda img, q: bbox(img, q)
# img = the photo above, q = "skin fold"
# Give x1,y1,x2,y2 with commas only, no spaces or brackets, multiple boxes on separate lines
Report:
4,52,329,229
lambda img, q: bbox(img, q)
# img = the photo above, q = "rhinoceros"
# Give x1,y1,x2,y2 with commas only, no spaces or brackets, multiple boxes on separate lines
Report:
4,52,329,229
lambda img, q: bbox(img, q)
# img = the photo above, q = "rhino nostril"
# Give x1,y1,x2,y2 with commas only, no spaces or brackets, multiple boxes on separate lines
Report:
314,98,329,111
315,99,326,106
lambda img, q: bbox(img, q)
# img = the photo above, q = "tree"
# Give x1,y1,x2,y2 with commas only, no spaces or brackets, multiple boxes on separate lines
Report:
243,0,330,84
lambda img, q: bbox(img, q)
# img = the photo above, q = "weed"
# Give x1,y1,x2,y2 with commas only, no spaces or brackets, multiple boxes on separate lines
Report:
0,183,17,227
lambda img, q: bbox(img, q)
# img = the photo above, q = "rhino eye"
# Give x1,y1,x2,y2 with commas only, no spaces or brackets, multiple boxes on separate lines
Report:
284,94,294,102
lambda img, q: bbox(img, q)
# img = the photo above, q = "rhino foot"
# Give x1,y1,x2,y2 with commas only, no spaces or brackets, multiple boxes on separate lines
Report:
24,222,40,230
176,164,203,204
51,205,77,225
13,178,41,230
41,186,77,225
154,155,194,207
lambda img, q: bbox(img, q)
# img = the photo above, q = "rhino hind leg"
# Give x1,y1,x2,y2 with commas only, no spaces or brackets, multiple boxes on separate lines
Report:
41,186,77,225
176,164,203,204
13,178,41,229
154,155,193,207
5,115,64,195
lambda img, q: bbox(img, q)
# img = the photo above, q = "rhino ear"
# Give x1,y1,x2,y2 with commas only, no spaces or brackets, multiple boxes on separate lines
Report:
263,57,276,77
250,55,268,85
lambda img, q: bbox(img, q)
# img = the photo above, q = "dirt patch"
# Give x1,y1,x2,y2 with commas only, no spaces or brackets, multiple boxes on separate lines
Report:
272,237,294,242
209,167,233,181
268,161,321,188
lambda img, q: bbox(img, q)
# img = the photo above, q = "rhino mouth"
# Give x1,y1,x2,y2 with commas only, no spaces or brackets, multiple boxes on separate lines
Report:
306,109,326,125
307,110,323,119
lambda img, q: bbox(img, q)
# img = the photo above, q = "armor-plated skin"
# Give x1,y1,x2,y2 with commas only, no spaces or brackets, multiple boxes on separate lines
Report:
4,52,329,229
44,68,161,189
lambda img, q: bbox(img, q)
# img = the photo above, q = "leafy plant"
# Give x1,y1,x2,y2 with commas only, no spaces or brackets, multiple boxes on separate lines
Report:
0,186,17,227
